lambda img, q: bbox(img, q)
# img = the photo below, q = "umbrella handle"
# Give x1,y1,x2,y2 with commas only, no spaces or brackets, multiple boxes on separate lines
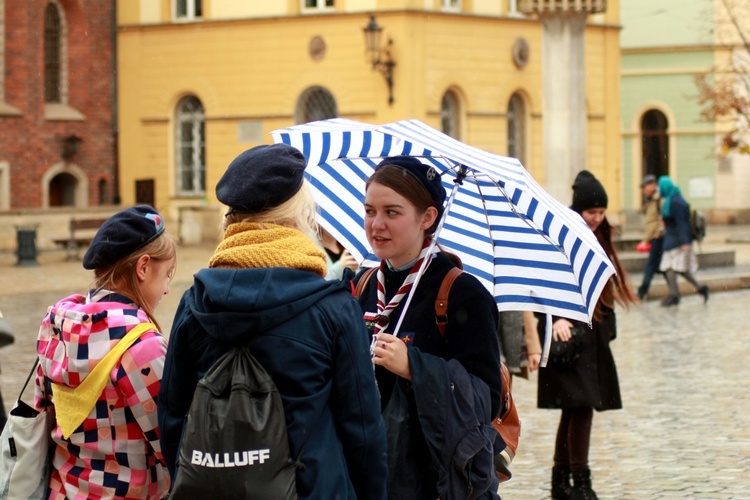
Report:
540,314,552,368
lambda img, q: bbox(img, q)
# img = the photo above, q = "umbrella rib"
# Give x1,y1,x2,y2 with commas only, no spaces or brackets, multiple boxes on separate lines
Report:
475,173,590,314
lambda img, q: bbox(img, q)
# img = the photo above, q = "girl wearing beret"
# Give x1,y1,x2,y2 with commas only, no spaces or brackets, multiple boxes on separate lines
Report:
33,205,176,499
355,156,503,499
536,171,637,500
158,144,387,499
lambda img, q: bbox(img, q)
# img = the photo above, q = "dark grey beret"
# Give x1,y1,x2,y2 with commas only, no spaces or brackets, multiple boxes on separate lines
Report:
216,144,307,213
375,156,446,220
82,205,165,270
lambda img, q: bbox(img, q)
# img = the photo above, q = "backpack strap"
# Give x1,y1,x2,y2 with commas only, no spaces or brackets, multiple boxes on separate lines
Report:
435,267,463,337
353,267,377,298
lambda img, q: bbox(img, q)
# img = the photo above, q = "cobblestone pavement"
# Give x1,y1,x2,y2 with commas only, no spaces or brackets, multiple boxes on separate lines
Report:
1,243,749,498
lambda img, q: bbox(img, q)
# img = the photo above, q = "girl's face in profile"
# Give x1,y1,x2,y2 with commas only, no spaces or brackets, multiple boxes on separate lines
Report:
364,182,437,269
137,255,176,311
581,207,606,232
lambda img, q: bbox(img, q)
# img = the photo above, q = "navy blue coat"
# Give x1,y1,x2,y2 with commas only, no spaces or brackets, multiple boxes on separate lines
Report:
356,254,502,499
662,193,693,251
158,267,387,500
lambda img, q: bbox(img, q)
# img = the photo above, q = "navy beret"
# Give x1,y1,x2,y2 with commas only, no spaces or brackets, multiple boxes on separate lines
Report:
216,144,307,213
375,156,446,218
571,170,608,214
82,205,165,270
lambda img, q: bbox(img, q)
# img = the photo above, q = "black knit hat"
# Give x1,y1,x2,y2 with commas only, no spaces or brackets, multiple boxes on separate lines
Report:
375,156,446,219
571,170,608,214
216,143,307,213
82,205,165,270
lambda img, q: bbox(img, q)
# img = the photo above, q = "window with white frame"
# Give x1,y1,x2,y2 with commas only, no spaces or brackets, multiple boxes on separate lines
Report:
175,96,206,196
441,0,461,11
302,0,334,11
174,0,202,20
441,90,461,140
507,92,526,164
508,0,521,15
295,86,337,124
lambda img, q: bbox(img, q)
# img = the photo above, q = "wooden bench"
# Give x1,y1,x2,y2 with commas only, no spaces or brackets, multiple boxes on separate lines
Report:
52,217,109,260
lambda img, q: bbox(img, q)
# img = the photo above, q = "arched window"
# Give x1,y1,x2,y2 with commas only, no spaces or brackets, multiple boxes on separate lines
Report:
98,178,107,205
641,109,669,179
175,96,206,196
49,172,77,206
441,90,460,140
295,86,337,124
507,92,526,164
44,2,62,103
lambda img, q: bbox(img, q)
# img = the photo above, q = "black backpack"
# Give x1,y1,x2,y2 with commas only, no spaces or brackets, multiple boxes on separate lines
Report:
170,340,302,499
690,208,707,243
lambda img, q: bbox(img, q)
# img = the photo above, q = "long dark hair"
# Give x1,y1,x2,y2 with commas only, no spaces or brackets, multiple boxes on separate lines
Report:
366,164,462,268
592,217,638,322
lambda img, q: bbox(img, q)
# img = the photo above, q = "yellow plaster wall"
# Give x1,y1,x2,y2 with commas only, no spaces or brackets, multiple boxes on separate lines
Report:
118,6,621,214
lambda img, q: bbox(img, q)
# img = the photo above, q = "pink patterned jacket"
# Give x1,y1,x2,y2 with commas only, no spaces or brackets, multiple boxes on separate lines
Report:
34,290,170,499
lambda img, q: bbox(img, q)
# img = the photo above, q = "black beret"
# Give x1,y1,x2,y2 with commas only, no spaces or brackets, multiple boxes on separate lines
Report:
216,144,307,213
82,205,165,270
375,156,446,219
571,170,608,214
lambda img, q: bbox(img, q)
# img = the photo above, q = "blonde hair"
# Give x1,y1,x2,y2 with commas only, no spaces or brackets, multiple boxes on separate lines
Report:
91,232,177,332
222,180,318,238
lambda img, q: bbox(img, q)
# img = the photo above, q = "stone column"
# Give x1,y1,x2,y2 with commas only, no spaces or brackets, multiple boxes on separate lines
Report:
540,11,588,203
519,0,606,203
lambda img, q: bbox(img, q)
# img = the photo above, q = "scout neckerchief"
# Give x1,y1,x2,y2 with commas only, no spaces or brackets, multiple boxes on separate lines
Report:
374,237,436,336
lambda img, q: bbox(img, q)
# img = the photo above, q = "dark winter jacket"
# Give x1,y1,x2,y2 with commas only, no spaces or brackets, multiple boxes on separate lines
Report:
158,267,387,500
356,253,502,499
662,193,693,251
536,309,621,411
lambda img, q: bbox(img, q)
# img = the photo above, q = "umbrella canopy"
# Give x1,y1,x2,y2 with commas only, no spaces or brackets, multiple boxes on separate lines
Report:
271,118,615,325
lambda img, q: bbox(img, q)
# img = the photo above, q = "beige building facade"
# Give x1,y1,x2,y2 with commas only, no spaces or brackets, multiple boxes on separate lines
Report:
117,0,622,243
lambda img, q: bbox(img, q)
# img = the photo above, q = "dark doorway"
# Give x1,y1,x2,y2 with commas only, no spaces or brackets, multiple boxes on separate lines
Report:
641,110,669,180
136,179,155,207
49,173,77,206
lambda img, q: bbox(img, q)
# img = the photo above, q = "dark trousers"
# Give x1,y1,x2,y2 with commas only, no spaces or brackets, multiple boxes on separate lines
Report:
553,407,594,472
638,237,664,297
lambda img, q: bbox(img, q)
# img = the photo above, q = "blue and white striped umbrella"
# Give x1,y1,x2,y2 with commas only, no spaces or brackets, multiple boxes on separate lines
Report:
271,118,615,326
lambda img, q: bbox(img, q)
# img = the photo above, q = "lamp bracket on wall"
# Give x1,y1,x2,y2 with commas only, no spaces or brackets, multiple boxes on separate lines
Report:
363,15,396,105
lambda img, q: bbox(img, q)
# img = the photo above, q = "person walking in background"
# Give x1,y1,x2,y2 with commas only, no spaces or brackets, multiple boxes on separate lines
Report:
657,175,709,307
537,171,637,500
34,205,176,499
158,144,387,499
497,310,542,380
355,156,502,499
636,174,664,301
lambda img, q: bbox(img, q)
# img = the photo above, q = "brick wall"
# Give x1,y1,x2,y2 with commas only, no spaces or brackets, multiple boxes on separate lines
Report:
0,1,116,209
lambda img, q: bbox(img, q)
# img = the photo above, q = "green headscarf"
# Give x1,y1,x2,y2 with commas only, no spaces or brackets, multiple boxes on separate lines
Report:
658,175,681,218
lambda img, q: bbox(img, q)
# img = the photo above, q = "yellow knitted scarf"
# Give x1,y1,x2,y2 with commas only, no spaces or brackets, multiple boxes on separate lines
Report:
209,222,327,277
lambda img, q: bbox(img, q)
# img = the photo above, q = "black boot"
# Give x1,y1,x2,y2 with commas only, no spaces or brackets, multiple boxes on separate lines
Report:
699,285,709,303
551,465,572,499
661,294,680,307
570,469,598,500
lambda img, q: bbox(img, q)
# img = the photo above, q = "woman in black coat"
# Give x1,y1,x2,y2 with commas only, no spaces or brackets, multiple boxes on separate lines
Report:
537,171,637,499
355,156,503,499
